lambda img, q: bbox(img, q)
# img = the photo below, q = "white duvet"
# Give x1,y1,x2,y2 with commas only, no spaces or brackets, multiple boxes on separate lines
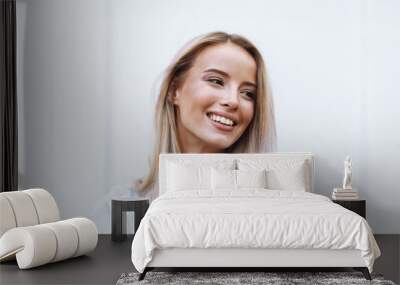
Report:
131,190,380,273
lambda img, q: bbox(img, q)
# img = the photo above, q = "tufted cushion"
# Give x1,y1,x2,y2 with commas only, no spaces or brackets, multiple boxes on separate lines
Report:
0,196,17,237
24,188,60,224
0,189,97,269
0,188,60,237
0,218,98,269
1,191,40,227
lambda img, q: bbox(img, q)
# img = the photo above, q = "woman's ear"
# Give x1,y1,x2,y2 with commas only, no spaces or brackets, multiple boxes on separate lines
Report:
168,82,180,106
167,89,178,105
171,89,181,106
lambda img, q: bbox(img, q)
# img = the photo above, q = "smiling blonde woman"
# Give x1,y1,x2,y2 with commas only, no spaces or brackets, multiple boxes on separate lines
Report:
137,31,276,193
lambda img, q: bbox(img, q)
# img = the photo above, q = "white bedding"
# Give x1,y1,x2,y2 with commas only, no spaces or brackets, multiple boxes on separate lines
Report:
131,190,380,273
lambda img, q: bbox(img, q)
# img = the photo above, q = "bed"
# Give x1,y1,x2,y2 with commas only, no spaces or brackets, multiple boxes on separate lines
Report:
131,153,381,280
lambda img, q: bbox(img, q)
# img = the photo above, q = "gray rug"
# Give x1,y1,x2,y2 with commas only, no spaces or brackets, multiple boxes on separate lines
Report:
116,271,396,285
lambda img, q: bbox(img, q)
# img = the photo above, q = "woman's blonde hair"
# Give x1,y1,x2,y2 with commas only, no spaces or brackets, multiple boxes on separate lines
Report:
137,31,276,191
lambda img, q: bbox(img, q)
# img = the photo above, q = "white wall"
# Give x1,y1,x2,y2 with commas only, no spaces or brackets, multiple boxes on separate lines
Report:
16,0,400,233
360,1,400,233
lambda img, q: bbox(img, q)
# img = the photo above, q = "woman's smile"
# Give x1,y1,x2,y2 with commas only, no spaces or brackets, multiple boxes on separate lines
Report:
206,112,237,132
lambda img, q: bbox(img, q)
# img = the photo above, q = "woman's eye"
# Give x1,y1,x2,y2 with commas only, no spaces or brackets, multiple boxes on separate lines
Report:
207,78,224,86
242,90,255,99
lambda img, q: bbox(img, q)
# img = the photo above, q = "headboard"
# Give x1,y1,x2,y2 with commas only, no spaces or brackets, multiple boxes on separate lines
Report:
159,153,314,195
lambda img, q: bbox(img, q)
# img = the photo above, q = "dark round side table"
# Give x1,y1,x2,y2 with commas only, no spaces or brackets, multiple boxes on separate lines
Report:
111,197,149,242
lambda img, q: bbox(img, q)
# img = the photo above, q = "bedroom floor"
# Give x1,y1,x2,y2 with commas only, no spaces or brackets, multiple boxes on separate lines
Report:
0,234,398,285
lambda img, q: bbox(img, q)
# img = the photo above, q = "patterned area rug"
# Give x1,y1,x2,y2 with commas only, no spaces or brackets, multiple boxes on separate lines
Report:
116,271,396,285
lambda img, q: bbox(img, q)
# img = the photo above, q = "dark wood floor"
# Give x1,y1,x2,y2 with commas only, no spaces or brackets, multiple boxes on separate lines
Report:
0,235,398,285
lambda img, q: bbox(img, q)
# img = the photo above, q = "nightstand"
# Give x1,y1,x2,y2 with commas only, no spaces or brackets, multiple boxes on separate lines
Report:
332,199,366,219
111,197,149,242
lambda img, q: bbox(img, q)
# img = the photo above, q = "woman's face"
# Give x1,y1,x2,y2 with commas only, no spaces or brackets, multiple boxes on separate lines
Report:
172,43,257,153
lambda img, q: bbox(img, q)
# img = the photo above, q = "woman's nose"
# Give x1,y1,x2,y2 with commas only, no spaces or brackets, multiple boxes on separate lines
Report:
220,89,239,109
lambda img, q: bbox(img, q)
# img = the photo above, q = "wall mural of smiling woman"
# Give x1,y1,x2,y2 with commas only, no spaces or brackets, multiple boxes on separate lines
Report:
136,31,276,194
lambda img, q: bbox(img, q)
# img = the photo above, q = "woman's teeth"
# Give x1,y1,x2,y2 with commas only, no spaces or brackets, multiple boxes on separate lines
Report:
208,113,234,126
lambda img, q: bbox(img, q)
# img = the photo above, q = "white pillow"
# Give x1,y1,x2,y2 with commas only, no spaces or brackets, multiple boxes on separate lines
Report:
237,159,309,191
267,164,307,191
236,169,268,188
166,160,235,192
211,168,268,190
166,162,210,191
211,168,236,190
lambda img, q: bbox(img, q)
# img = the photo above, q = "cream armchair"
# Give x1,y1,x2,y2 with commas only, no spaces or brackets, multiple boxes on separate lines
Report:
0,188,98,269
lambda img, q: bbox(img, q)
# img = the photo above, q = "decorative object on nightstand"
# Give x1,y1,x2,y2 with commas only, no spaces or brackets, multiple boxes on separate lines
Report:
332,188,359,200
111,197,149,242
332,156,359,200
332,199,366,219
